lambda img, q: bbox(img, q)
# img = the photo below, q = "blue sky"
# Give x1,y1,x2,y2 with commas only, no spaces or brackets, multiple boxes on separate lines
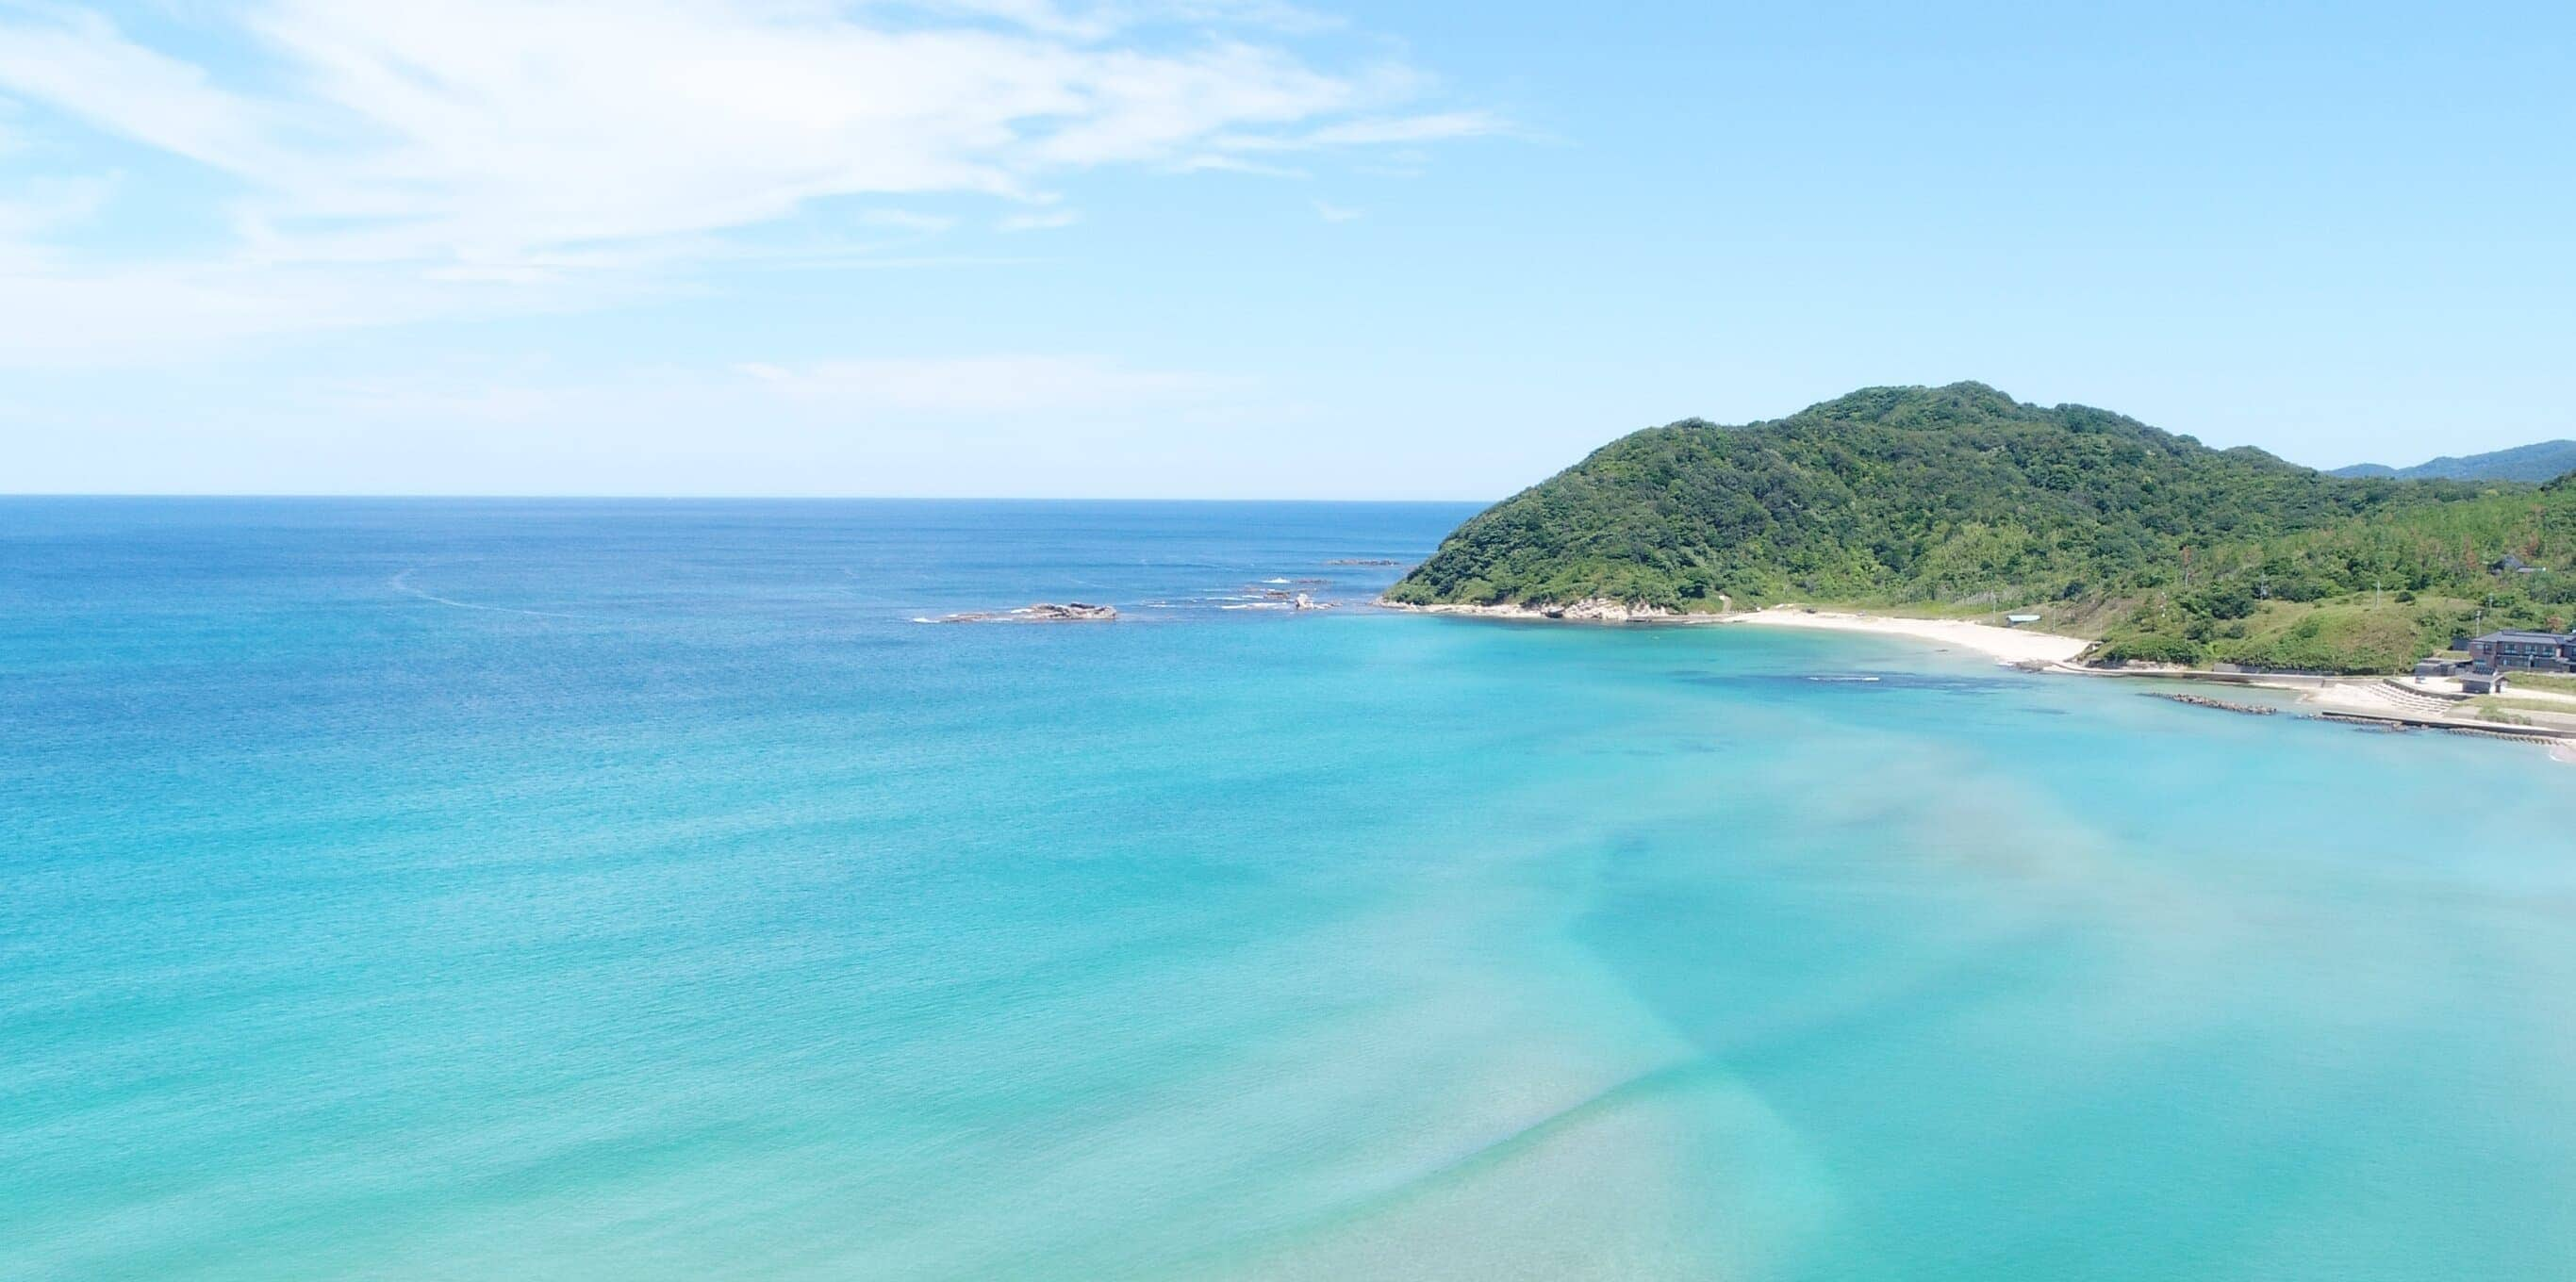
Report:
3,0,2570,497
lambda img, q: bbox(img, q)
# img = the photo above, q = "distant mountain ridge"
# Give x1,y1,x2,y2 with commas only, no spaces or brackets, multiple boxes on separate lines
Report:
2332,440,2576,483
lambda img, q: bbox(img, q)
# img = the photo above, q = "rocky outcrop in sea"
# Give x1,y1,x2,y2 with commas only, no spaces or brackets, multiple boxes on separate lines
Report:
934,602,1119,623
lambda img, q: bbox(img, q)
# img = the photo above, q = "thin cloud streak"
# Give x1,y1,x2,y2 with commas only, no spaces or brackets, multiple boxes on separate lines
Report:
995,209,1082,232
736,353,1242,414
0,0,1495,361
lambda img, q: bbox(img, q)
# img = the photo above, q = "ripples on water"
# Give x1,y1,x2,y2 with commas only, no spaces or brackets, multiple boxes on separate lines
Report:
7,499,2576,1280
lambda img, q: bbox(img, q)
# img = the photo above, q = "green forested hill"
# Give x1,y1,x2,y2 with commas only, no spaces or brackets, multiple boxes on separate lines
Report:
1386,383,2576,671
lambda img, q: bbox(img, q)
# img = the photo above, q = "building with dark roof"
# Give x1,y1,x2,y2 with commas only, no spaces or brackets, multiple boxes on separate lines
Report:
2467,630,2576,673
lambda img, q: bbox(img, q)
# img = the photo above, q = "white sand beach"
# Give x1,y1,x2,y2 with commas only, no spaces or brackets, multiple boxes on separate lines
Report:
1715,606,2092,666
1381,598,2094,664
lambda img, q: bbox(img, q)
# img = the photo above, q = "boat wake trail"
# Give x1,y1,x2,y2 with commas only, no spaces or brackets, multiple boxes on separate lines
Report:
388,568,590,620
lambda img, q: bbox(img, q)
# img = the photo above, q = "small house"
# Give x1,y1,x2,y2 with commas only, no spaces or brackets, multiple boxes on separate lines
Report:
2462,671,2512,696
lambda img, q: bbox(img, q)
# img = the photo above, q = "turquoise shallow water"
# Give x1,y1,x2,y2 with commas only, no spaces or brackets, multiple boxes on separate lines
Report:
8,498,2576,1280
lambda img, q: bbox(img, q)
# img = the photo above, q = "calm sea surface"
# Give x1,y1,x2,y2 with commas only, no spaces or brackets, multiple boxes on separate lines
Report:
7,498,2576,1280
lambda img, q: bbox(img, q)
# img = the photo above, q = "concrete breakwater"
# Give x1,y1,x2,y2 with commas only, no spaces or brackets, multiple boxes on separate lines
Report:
2152,692,2279,715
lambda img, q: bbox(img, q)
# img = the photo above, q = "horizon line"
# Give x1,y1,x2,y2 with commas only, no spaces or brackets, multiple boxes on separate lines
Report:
0,492,1505,504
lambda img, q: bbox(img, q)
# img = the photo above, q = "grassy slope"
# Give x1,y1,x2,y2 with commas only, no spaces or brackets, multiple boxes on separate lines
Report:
2204,596,2476,674
2504,672,2576,696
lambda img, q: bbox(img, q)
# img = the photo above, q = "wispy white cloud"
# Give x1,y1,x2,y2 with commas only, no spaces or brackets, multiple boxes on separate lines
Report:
1311,199,1360,222
1216,109,1509,153
910,1,1348,41
0,257,616,365
736,353,1237,413
1172,154,1311,178
0,8,293,178
9,346,1316,494
0,0,1494,360
855,208,960,234
0,171,110,246
1296,110,1507,146
995,208,1081,232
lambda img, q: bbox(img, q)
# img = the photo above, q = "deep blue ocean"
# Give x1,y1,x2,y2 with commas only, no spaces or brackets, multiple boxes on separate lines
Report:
8,498,2576,1280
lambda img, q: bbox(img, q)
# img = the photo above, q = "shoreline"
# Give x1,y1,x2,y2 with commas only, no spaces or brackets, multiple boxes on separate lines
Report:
1377,599,2089,665
1711,605,2090,665
1378,598,2575,761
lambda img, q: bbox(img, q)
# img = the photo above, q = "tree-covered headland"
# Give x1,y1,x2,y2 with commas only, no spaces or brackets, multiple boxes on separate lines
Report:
1385,383,2576,672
